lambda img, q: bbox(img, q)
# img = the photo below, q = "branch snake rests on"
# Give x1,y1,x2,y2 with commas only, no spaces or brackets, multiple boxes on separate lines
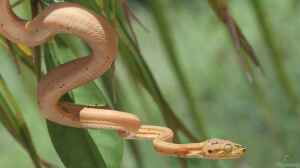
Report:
0,0,246,159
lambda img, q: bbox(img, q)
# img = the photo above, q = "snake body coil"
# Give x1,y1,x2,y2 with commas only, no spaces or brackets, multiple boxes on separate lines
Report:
0,0,245,159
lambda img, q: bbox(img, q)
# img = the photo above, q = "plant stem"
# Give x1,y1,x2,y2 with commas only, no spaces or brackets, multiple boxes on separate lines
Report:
146,0,208,140
249,0,299,115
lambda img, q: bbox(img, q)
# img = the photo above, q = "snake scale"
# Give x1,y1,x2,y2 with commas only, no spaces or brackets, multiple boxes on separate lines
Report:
0,0,246,159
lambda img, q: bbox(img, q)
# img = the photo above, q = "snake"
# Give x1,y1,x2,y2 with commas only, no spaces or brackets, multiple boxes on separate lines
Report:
0,0,246,160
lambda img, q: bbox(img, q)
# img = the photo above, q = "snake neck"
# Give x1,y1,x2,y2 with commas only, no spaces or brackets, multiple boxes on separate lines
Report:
133,125,206,157
35,4,118,126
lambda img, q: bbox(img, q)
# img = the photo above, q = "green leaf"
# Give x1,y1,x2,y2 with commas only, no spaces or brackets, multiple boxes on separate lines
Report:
57,34,124,168
48,123,107,168
44,41,108,168
0,42,54,168
44,34,123,168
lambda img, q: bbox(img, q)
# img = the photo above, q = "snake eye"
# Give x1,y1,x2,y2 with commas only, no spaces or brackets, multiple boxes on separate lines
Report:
208,149,213,154
224,144,233,153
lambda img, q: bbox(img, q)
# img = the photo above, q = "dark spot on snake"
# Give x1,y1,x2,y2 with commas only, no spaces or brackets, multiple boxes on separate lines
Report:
208,150,213,154
59,84,65,88
211,141,218,145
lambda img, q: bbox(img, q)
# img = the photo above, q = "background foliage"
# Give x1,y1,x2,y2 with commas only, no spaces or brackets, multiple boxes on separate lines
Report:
0,0,300,168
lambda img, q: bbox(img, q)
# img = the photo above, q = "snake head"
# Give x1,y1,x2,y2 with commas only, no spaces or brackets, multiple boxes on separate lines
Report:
187,138,246,159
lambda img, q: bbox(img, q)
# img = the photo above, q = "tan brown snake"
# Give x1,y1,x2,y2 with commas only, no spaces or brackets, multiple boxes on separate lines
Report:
0,1,246,159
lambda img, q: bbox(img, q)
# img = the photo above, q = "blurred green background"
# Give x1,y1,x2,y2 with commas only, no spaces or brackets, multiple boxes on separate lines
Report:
0,0,300,168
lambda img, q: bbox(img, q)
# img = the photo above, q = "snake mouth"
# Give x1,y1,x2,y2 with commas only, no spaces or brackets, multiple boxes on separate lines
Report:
215,147,247,160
